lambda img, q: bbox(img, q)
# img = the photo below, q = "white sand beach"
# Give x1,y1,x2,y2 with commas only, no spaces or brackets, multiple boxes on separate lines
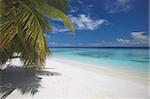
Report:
0,57,149,99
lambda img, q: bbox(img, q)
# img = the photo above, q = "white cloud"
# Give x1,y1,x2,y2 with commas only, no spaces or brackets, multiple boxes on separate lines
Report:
116,32,149,47
131,32,149,45
51,14,108,33
48,42,73,47
116,38,130,44
105,0,134,13
71,14,108,31
51,26,69,33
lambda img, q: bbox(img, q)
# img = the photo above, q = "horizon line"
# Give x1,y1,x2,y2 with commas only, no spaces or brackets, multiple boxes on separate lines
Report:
48,46,149,48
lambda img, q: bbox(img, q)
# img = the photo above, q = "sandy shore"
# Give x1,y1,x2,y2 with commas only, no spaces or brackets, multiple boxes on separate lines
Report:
0,58,149,99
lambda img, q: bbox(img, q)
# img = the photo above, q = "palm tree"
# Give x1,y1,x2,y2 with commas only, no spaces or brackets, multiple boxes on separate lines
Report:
0,0,74,70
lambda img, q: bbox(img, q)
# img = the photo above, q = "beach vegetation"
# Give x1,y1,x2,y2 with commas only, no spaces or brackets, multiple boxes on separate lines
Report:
0,0,74,70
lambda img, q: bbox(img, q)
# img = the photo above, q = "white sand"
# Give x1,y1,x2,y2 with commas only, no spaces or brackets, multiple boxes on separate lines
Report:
1,58,149,99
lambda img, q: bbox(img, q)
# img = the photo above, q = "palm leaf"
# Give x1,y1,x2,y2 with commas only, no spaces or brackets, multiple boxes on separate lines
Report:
0,0,74,69
32,0,74,32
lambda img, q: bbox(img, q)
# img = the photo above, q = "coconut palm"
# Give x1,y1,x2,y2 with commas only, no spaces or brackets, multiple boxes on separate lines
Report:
0,0,74,70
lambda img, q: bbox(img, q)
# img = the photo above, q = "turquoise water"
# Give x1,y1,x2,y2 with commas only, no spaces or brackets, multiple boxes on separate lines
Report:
51,48,149,74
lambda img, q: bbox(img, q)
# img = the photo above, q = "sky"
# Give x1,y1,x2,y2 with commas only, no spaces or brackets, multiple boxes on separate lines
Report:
46,0,149,47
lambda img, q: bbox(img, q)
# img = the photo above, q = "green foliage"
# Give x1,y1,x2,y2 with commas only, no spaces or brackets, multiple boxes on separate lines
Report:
0,0,74,69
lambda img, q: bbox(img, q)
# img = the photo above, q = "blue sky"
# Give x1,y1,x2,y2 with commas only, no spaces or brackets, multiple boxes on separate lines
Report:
46,0,149,47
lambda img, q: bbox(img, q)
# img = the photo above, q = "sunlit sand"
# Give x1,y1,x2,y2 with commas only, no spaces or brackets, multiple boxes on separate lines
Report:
0,57,148,99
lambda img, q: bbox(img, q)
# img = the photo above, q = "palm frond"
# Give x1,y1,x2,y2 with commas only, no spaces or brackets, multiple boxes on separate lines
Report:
32,0,74,32
0,0,74,69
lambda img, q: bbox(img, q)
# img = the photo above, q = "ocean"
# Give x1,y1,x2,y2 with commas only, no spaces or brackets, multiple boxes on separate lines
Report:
51,47,149,77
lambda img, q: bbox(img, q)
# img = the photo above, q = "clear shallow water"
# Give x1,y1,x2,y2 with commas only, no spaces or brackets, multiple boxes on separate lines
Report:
51,48,149,75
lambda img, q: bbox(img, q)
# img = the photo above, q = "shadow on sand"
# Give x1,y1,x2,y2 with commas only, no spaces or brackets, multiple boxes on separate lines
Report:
0,66,61,99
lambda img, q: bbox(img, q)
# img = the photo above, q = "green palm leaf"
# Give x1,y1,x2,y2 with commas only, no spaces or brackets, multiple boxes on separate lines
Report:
0,0,74,69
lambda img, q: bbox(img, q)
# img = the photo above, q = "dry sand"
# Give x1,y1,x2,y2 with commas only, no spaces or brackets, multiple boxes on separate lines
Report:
0,58,149,99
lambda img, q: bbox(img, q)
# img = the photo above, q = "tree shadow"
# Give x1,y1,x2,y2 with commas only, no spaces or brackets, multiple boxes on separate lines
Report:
0,66,61,99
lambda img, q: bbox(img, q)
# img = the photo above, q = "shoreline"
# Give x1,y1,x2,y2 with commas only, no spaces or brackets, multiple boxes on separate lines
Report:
52,57,149,84
1,58,149,99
